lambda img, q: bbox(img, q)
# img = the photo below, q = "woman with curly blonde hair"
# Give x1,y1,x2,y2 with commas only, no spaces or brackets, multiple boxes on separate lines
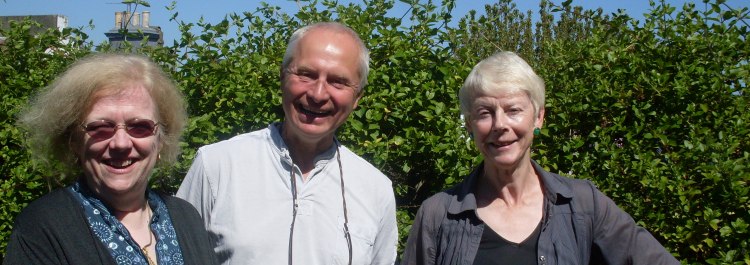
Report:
5,53,217,265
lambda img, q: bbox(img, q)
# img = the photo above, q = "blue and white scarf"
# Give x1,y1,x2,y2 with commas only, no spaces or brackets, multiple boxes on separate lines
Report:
69,181,185,264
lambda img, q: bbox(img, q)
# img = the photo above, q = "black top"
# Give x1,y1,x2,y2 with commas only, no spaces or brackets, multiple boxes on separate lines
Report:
402,161,680,265
4,188,219,265
472,220,542,265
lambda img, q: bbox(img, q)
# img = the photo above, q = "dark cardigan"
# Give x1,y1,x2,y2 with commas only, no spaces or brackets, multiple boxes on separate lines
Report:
4,188,218,265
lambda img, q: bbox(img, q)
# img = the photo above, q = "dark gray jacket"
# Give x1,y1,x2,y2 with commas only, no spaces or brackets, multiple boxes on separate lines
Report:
4,188,219,265
402,161,679,265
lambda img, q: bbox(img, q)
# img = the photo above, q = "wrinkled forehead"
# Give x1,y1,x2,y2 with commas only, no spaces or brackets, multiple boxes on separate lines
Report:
80,83,154,118
291,31,361,76
471,81,528,99
472,89,530,104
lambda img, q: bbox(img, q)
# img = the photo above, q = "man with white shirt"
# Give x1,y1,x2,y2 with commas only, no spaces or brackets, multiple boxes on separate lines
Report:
176,22,398,265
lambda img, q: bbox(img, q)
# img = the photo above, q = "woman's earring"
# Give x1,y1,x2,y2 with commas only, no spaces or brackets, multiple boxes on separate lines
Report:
533,127,541,136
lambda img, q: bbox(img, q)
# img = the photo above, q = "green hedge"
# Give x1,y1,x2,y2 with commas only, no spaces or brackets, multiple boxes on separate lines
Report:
1,0,747,263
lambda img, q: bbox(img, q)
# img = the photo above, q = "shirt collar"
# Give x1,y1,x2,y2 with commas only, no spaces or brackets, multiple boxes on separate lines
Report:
268,122,338,168
533,160,574,204
446,160,574,215
73,178,166,221
446,164,481,214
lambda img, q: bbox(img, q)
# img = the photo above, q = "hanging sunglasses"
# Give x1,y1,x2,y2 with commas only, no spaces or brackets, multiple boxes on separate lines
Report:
81,119,159,139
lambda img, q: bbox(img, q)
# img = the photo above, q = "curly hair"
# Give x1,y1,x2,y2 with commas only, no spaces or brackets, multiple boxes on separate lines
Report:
19,52,187,176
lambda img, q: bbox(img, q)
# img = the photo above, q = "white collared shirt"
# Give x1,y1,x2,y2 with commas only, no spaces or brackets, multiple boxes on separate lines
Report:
177,123,397,265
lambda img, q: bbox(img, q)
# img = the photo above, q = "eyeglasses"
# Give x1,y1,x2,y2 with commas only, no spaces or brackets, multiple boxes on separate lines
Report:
81,119,159,139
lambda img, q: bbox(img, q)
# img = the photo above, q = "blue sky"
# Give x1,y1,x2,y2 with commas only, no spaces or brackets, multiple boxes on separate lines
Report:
1,0,748,44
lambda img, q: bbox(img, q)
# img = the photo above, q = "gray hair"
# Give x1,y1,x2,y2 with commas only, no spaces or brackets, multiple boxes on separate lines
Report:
459,51,545,118
280,22,370,94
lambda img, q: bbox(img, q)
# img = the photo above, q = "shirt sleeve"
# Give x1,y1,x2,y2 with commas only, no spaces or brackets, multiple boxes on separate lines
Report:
176,149,215,227
402,201,438,265
4,194,80,265
4,222,60,265
371,186,399,265
589,183,680,265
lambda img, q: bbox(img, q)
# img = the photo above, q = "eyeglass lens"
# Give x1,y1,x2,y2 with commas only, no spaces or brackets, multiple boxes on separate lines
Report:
83,119,158,139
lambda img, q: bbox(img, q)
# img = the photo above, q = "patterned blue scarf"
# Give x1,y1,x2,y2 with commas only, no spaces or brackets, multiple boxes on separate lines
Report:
69,180,185,264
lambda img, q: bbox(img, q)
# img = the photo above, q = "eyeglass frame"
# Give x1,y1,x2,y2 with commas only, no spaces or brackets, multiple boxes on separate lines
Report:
80,118,160,140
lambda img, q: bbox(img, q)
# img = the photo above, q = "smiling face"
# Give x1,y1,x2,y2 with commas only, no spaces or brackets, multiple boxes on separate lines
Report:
76,85,160,201
281,27,362,146
466,89,544,170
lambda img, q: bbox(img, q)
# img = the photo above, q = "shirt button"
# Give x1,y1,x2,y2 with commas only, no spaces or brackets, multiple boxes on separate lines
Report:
539,255,547,265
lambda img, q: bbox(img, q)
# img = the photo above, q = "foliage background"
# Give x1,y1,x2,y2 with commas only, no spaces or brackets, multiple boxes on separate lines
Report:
1,0,748,263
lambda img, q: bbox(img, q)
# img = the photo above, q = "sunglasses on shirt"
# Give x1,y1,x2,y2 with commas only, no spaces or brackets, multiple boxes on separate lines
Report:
81,119,159,140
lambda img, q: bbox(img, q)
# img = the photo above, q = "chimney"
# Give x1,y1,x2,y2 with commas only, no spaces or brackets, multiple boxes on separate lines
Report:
132,12,140,27
124,11,130,27
115,11,123,29
142,11,150,28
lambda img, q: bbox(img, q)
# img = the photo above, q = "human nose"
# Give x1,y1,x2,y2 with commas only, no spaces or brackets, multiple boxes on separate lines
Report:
308,78,331,103
492,112,510,132
109,126,134,150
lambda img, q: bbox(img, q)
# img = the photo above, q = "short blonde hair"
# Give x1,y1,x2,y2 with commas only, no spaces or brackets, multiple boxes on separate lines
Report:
459,51,545,118
19,52,187,175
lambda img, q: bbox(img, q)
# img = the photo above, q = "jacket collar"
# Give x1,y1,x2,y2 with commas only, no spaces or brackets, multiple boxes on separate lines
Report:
446,160,574,215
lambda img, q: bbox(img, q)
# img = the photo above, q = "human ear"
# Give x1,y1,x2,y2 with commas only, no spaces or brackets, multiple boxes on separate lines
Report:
535,107,545,128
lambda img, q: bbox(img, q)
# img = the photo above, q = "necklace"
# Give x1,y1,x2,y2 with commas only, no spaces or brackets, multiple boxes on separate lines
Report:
140,206,157,265
288,143,352,265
